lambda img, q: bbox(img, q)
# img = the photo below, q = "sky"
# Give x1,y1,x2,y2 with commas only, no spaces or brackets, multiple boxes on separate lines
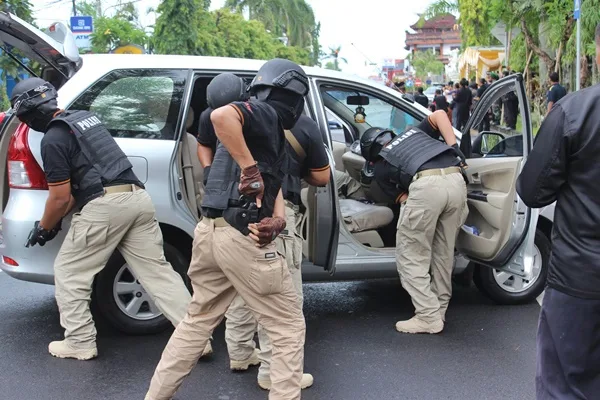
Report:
29,0,438,78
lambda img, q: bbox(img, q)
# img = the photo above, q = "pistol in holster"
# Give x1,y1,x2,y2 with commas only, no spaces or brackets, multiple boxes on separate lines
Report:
222,195,260,236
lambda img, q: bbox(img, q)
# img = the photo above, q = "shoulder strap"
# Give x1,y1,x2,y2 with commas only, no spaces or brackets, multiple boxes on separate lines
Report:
284,129,306,161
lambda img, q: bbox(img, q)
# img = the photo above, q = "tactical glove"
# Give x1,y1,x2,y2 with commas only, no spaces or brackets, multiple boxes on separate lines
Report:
239,163,264,200
251,216,286,246
451,143,468,168
25,219,62,248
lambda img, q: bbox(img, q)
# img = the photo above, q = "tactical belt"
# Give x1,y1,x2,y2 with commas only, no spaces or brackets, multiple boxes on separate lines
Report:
209,217,289,235
412,166,461,182
104,184,141,194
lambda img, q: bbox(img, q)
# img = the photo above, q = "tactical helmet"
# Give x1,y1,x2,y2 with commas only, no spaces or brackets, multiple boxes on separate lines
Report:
10,77,58,118
360,127,395,162
206,73,249,109
248,58,309,98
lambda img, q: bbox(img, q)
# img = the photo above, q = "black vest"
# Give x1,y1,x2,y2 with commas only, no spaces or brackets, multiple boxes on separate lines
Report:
379,127,454,190
202,138,286,222
47,110,133,206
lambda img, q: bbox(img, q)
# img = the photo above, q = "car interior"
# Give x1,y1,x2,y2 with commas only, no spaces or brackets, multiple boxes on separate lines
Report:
175,74,527,264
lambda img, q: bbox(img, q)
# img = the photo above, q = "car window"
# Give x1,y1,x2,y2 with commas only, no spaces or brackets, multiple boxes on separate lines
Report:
320,85,419,140
69,69,187,140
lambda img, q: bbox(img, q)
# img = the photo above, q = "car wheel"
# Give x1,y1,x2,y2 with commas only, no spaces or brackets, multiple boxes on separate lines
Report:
473,229,550,305
93,242,190,335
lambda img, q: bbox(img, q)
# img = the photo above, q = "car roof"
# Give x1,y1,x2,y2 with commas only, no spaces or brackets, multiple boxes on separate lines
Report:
78,54,400,95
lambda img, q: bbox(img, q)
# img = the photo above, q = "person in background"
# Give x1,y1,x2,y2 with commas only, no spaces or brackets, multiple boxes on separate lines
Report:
546,71,567,115
516,23,600,400
453,78,472,131
414,87,429,108
501,70,519,130
475,78,490,132
489,72,501,125
433,89,451,124
450,82,460,128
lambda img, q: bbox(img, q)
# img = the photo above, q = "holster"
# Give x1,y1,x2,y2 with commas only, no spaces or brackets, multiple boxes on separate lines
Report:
222,199,260,236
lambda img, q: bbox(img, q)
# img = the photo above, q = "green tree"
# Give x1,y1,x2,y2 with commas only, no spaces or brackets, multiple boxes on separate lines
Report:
0,83,10,110
91,16,149,53
0,0,36,86
153,0,204,55
322,46,347,71
408,49,445,78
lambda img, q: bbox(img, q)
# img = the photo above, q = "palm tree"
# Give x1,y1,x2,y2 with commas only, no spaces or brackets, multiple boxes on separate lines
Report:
424,0,459,18
323,46,347,71
224,0,316,48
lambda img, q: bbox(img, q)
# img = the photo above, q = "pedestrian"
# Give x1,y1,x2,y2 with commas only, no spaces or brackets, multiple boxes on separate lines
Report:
360,110,468,333
145,59,310,400
489,72,501,125
516,23,600,400
414,87,429,108
10,77,192,361
546,71,567,115
453,78,472,131
433,89,451,124
501,71,519,130
475,78,490,132
224,110,330,392
450,82,460,128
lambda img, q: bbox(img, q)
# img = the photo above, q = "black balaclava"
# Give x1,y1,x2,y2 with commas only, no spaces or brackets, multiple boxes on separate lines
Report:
19,98,59,132
256,87,304,129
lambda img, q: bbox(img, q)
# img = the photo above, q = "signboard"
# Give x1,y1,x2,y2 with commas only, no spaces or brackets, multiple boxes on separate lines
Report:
574,0,580,19
383,58,394,68
70,16,93,50
112,44,145,54
491,22,520,46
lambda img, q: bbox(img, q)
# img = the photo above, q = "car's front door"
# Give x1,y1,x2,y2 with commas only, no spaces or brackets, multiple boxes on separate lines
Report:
456,73,538,281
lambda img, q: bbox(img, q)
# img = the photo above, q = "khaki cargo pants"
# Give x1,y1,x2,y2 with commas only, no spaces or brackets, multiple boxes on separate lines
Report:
146,216,306,400
224,201,304,380
396,172,468,322
54,187,191,349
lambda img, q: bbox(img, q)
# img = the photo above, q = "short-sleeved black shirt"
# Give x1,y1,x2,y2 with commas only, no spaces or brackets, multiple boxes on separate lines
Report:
547,83,567,105
197,107,217,152
41,122,142,205
288,115,329,175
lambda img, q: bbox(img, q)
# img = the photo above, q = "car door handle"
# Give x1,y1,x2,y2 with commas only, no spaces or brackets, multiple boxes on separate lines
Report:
470,172,481,184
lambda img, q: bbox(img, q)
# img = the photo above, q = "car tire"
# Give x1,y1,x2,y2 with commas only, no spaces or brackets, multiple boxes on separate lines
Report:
93,242,190,335
473,229,550,305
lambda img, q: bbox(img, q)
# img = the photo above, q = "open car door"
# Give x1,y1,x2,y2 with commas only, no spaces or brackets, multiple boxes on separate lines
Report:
302,78,340,273
456,73,538,281
0,12,82,88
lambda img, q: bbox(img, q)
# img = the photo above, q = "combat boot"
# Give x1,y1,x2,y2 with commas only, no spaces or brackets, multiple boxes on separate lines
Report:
48,340,98,360
258,373,314,390
230,348,260,371
395,316,444,334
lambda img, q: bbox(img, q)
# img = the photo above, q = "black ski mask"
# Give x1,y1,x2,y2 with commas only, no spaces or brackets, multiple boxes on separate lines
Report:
258,88,304,129
20,100,58,132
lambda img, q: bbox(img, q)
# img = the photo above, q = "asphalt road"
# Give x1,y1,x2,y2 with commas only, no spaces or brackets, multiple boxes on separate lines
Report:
0,270,540,400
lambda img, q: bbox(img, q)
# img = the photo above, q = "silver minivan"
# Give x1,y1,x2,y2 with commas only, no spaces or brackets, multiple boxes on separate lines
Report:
0,13,555,335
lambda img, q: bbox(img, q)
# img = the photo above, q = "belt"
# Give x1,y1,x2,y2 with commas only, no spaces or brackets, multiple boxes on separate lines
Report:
209,217,288,235
103,184,141,194
413,166,461,182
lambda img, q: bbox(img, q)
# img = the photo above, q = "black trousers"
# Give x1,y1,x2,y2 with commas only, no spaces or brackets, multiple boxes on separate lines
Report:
536,287,600,399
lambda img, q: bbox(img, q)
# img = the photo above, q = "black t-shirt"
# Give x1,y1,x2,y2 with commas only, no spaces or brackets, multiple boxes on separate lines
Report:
476,83,488,98
41,123,141,204
197,107,217,152
547,83,567,105
288,115,329,176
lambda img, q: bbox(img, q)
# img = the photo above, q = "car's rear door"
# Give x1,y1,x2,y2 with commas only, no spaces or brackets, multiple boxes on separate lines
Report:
456,73,538,280
0,12,81,86
302,77,339,273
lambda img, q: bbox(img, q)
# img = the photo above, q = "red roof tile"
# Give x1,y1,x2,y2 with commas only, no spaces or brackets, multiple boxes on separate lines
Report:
410,14,457,30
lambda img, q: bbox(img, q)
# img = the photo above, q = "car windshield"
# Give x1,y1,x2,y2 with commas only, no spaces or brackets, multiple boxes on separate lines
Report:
424,87,437,95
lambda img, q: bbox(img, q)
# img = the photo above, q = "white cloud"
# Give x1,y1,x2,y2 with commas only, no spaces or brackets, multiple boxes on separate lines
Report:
29,0,438,77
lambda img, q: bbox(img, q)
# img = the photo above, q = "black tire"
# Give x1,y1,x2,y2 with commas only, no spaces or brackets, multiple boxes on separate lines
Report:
93,242,190,335
473,229,550,305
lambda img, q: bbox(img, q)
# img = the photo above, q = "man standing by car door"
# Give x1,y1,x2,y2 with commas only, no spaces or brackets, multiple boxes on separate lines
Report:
9,77,192,361
516,23,600,400
146,59,310,400
360,110,468,334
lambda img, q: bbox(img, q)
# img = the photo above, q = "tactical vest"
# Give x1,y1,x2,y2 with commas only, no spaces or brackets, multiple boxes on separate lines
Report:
202,139,286,222
47,110,133,205
281,130,305,205
378,127,454,190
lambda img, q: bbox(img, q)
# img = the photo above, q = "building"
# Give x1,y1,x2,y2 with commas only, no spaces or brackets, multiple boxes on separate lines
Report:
404,14,461,65
381,59,407,83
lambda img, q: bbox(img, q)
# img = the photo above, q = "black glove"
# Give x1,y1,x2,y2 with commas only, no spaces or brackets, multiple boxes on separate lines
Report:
203,165,211,186
25,219,62,248
452,143,468,168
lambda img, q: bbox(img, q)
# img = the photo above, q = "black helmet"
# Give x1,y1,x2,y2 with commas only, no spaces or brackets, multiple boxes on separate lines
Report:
206,73,249,109
360,127,395,162
10,77,58,118
249,58,309,98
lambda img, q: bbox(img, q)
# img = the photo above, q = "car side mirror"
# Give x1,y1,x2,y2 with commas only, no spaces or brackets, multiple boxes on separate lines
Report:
472,131,505,156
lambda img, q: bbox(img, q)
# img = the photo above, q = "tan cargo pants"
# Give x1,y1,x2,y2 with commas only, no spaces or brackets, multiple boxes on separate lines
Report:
224,202,304,380
146,217,306,400
334,169,366,200
396,172,468,322
54,188,191,349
